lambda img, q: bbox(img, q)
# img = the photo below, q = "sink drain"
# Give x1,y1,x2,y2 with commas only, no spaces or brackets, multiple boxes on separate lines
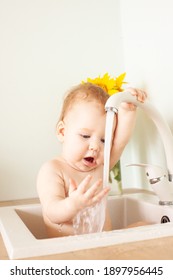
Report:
161,215,170,223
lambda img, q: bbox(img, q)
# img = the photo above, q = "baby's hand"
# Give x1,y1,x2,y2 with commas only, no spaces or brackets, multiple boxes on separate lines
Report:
68,175,109,213
121,87,147,111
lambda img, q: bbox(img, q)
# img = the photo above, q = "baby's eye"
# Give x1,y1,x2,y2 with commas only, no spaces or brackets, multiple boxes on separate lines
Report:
101,138,105,144
80,134,90,139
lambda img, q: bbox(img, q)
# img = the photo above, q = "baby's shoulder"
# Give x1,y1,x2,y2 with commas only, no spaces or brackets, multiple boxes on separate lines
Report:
38,157,66,175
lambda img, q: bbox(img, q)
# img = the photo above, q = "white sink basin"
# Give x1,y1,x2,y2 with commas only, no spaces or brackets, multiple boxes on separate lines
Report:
0,190,173,259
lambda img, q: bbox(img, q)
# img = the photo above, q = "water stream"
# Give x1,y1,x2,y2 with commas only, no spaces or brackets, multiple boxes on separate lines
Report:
103,110,116,187
73,110,116,235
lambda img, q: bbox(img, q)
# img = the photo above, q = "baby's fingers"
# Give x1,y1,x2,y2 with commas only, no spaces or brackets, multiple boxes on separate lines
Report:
136,90,147,103
129,88,147,103
78,174,92,193
92,187,110,204
85,179,102,199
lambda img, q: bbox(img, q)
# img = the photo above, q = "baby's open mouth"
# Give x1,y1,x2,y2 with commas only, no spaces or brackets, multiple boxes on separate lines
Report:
84,157,94,163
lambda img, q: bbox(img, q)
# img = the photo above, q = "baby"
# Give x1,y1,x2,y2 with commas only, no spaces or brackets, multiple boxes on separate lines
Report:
37,83,147,237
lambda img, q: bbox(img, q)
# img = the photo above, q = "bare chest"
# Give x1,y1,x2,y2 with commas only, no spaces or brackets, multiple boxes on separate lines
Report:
63,165,103,195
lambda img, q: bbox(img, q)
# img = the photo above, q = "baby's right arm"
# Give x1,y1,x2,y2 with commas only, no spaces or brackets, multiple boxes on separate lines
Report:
37,161,109,225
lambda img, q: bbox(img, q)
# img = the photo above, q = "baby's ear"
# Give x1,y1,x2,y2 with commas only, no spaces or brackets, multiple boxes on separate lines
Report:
56,121,65,142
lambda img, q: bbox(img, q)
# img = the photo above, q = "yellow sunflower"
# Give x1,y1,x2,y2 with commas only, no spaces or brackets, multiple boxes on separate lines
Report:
83,72,127,95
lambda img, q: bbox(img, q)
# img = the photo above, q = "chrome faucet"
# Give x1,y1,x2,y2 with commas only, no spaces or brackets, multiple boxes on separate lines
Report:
105,91,173,205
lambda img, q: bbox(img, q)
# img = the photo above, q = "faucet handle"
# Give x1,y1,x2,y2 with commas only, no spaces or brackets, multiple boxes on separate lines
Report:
126,163,167,182
126,163,173,204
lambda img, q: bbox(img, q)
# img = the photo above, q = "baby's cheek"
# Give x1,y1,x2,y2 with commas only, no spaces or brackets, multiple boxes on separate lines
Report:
99,156,104,166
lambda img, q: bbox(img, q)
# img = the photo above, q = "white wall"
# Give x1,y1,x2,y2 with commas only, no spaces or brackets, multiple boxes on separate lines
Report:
120,0,173,189
0,0,123,200
2,0,173,200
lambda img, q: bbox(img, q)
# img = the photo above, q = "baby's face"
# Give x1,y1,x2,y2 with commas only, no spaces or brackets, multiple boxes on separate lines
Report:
61,101,106,172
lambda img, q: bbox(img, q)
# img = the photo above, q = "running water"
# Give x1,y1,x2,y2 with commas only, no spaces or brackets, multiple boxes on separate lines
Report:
73,110,116,235
103,110,116,187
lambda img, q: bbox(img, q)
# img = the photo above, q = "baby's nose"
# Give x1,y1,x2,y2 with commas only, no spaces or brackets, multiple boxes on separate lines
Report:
89,140,100,151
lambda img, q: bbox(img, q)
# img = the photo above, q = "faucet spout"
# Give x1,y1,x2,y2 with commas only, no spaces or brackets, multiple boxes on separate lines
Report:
105,91,173,180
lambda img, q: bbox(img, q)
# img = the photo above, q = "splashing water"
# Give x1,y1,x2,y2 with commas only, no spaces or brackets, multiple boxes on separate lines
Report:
73,202,106,235
73,110,116,235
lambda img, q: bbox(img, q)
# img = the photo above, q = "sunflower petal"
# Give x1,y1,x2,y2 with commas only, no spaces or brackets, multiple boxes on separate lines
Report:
82,72,127,96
